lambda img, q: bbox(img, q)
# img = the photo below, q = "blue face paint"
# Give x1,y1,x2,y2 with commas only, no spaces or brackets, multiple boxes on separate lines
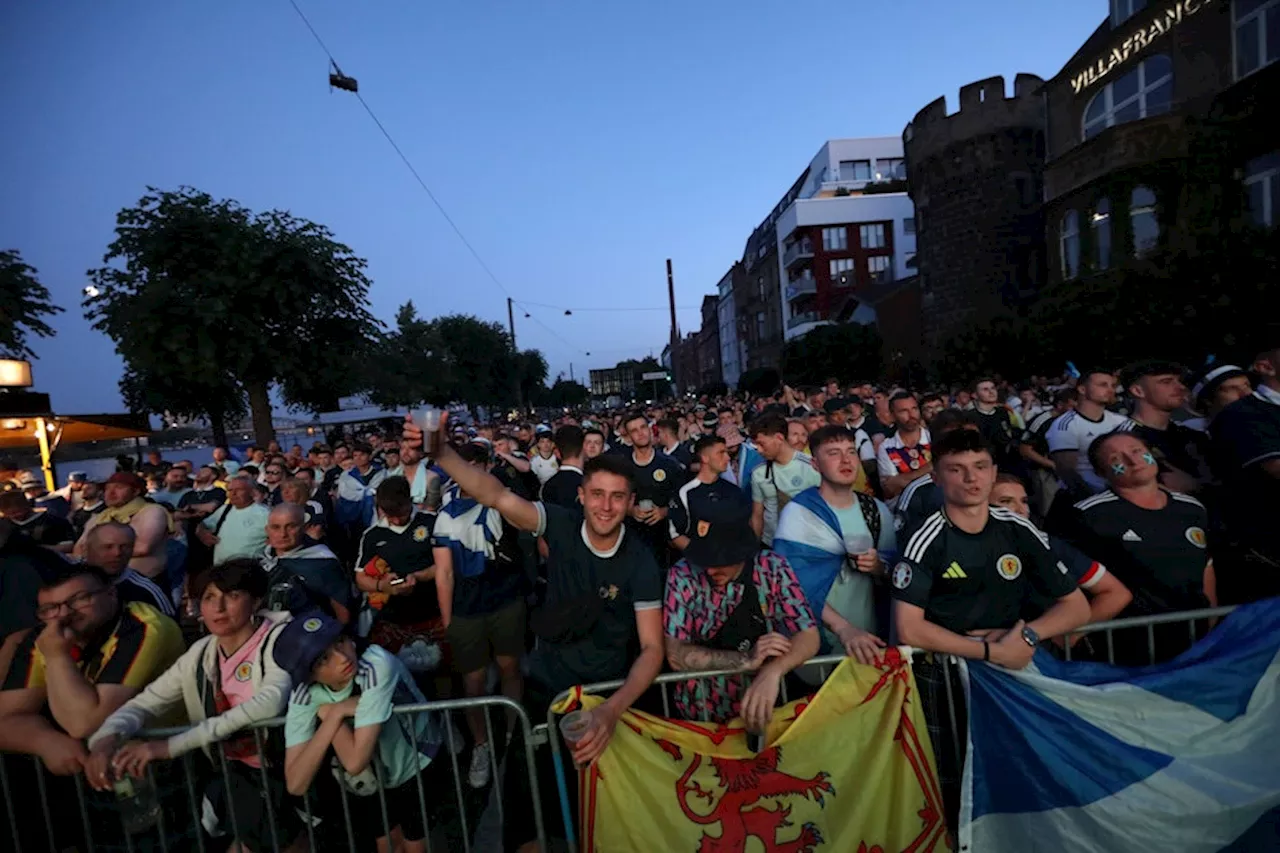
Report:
1111,462,1128,476
1141,452,1155,465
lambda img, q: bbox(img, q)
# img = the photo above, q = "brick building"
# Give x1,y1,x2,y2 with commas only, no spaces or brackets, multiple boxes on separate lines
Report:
1044,0,1279,282
903,73,1048,354
696,294,721,389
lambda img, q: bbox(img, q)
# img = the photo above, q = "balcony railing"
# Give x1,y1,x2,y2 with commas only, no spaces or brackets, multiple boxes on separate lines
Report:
785,277,817,301
787,310,822,329
783,240,814,268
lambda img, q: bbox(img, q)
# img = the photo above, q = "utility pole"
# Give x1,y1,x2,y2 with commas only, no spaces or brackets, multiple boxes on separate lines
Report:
666,258,678,392
569,363,575,383
507,297,517,349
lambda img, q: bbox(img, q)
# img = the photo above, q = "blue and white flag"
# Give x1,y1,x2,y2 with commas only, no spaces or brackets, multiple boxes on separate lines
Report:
961,599,1280,852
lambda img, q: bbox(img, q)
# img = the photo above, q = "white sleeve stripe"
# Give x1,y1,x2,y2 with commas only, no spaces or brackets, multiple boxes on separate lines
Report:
1073,492,1119,510
904,513,946,562
1168,491,1207,509
990,506,1050,547
534,501,548,537
1240,451,1280,468
634,600,661,611
1079,563,1106,590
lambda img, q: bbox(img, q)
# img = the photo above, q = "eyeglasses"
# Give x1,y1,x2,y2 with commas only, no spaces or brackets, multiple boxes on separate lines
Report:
266,469,283,476
36,587,106,620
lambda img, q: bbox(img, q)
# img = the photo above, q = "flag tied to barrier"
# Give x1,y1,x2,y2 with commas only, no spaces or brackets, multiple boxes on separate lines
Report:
557,648,950,852
961,598,1280,851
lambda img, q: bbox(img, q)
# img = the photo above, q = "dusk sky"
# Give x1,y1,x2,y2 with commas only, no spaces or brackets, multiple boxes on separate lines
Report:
2,0,1104,414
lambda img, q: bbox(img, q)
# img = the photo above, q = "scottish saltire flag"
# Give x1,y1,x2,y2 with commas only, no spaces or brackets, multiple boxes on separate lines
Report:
560,651,950,852
773,487,850,611
961,599,1280,852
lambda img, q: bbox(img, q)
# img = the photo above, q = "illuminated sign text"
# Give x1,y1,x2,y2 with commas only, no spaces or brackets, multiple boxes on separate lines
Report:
1070,0,1217,94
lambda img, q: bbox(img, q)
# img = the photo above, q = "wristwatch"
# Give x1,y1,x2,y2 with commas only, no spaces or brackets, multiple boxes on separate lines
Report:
1021,626,1040,648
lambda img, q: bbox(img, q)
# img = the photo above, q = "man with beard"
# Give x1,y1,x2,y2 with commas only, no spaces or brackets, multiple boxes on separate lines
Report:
69,480,105,540
0,563,184,851
403,414,662,853
83,522,176,617
0,490,75,551
73,473,173,580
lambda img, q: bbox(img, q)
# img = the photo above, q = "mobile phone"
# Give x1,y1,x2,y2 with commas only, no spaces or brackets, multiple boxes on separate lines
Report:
389,577,407,587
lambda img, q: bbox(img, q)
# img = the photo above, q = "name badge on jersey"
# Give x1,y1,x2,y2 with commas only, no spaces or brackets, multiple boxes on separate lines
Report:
996,554,1023,581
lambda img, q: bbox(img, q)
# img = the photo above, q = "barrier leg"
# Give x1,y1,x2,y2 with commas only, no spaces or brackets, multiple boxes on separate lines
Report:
0,757,19,853
546,709,577,853
251,729,282,853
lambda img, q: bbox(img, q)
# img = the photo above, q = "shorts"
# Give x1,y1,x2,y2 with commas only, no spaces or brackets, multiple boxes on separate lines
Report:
447,599,526,674
202,757,303,852
915,655,967,837
347,758,453,846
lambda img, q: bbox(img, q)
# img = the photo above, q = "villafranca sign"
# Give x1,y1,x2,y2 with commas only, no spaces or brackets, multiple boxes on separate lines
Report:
1070,0,1218,94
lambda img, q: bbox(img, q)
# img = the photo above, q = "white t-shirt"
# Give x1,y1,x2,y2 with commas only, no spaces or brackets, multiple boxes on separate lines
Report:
203,502,270,565
530,453,560,485
1045,409,1133,494
750,452,821,546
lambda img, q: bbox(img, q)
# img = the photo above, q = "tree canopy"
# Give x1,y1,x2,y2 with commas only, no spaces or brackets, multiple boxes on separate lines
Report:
0,249,62,359
85,187,381,444
366,302,548,409
781,322,884,388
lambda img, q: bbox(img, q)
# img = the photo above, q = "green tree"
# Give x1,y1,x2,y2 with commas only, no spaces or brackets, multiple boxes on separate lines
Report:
366,304,549,409
781,323,883,387
86,187,381,445
543,377,589,408
0,249,63,359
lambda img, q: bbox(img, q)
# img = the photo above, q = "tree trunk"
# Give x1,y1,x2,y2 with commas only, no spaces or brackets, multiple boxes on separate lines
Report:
245,380,275,447
208,409,228,450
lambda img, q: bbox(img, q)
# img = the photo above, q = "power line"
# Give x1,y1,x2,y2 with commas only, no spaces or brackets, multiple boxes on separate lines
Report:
284,0,513,300
515,300,702,313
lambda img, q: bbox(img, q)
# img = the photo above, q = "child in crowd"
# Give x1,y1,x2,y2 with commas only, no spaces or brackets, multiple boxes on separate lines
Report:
275,610,452,853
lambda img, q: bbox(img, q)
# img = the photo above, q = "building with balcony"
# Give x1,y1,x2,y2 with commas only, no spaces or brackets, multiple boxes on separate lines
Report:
773,139,918,341
716,263,743,388
738,172,807,372
1044,0,1279,282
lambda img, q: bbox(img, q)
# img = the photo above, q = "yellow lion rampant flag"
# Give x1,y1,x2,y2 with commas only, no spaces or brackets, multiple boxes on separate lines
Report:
557,648,949,853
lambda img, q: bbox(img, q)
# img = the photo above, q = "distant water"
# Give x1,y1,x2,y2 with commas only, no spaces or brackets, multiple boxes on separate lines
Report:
24,446,222,485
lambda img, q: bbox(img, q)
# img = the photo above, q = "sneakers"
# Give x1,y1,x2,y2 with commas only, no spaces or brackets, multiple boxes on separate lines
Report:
468,745,492,788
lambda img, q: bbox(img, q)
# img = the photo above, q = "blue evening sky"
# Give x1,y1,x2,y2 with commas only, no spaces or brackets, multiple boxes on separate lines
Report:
1,0,1104,413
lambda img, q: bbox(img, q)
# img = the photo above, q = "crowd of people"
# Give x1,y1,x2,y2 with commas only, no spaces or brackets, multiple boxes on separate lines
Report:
0,342,1276,851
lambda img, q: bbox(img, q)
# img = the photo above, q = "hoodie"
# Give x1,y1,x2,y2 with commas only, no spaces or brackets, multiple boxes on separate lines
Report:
88,611,292,759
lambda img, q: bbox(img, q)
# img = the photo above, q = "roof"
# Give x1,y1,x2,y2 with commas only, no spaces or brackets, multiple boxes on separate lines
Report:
0,413,152,450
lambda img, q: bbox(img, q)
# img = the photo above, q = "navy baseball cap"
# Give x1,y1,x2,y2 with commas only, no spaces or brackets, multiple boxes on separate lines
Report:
684,482,757,568
273,611,345,687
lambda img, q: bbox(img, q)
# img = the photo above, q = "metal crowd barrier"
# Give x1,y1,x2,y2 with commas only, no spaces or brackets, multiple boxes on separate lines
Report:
0,694,547,853
542,606,1240,853
0,607,1240,853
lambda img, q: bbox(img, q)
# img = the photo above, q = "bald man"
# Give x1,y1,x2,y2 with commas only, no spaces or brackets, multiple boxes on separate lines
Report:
261,503,351,623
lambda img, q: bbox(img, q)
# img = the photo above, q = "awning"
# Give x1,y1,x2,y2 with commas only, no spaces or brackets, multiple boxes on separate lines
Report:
0,413,152,450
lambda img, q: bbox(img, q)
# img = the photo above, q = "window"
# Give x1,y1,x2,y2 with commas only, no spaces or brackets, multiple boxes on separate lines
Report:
756,312,766,341
757,277,765,300
839,160,871,181
1092,198,1112,270
1083,54,1173,140
1235,0,1280,79
1244,152,1280,227
903,216,916,235
867,256,892,283
1111,0,1147,25
876,158,906,180
822,227,847,251
829,258,855,279
1060,210,1080,279
859,224,886,249
1131,186,1160,256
